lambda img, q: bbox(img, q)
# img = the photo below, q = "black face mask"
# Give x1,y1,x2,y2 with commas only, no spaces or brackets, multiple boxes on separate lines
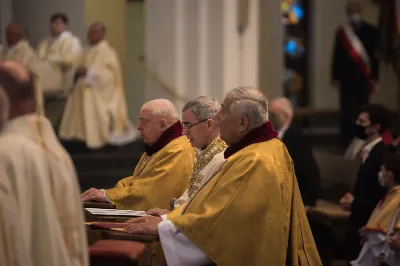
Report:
354,124,368,140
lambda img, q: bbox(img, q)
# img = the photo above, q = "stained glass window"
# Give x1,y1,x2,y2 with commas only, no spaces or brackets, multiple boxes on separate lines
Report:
282,0,309,107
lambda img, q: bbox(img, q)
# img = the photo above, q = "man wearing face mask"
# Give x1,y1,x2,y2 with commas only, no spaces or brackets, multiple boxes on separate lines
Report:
340,104,391,263
331,0,380,148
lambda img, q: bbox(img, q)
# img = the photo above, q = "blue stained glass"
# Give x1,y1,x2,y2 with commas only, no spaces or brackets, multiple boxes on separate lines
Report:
292,5,304,20
285,40,297,54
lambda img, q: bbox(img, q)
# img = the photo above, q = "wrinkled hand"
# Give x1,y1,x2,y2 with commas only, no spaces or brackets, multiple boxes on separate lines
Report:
340,192,354,210
146,208,170,216
389,236,400,251
124,216,162,236
304,205,311,213
80,188,107,202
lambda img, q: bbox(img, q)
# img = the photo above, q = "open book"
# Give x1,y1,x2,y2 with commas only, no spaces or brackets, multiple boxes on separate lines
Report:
85,208,149,217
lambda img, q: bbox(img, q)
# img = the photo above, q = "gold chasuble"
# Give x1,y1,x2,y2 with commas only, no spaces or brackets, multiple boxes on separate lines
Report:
106,122,195,210
169,122,322,266
362,186,400,233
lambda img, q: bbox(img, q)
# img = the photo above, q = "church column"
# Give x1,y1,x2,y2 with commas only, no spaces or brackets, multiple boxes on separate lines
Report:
144,0,262,109
259,0,284,100
0,0,12,44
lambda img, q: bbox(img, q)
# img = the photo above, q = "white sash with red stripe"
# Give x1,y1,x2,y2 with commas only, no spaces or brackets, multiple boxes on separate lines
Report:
337,24,376,93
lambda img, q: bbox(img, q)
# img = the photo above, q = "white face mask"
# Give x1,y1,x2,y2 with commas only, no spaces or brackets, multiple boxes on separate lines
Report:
349,13,362,24
378,171,386,187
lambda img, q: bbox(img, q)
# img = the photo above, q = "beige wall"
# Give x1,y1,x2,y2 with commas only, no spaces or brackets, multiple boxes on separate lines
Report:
310,0,398,110
125,1,145,120
12,0,85,46
84,0,127,75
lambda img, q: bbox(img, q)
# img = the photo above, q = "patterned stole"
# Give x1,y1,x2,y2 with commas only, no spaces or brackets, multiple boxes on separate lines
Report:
187,138,227,198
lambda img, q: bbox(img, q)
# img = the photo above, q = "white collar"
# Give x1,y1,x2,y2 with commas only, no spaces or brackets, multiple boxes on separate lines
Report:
278,124,289,139
52,30,71,41
362,137,382,153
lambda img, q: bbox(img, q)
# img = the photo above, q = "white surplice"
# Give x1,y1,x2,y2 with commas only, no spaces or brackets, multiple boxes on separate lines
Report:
59,40,137,149
0,165,32,266
350,232,386,266
37,30,82,95
159,220,212,266
0,114,88,266
382,208,400,265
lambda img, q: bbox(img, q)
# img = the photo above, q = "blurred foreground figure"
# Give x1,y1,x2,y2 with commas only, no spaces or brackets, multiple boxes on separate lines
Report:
124,87,322,266
0,61,88,266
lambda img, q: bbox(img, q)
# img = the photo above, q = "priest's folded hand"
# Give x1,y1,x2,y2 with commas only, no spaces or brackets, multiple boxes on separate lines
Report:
124,217,162,236
80,187,107,202
146,208,170,216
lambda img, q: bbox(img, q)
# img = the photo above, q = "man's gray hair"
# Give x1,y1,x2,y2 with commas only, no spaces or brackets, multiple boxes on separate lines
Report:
182,96,221,121
226,86,268,128
272,97,293,118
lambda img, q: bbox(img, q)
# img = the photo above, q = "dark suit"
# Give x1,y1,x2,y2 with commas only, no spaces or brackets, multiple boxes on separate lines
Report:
345,141,389,263
282,121,321,206
332,21,380,147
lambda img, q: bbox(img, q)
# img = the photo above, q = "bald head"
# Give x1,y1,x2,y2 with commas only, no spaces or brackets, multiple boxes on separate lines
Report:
138,99,179,145
87,22,106,45
6,23,24,46
0,60,36,119
269,97,293,131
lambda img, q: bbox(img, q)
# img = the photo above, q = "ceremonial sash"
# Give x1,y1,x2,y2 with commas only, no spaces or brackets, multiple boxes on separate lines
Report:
338,25,376,93
395,0,400,35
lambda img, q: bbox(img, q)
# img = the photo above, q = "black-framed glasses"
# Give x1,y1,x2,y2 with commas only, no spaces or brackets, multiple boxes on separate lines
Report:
182,119,209,130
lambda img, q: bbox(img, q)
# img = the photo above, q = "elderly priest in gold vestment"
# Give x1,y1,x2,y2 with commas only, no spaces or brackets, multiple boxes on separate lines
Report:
0,61,88,266
81,99,195,210
124,87,322,266
146,96,227,217
59,22,137,149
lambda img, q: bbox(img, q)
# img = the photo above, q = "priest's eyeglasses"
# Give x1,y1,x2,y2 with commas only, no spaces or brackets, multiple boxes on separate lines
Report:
182,119,209,130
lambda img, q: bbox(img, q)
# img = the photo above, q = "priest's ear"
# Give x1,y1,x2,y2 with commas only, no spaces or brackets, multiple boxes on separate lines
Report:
207,119,215,131
160,118,168,130
239,116,250,132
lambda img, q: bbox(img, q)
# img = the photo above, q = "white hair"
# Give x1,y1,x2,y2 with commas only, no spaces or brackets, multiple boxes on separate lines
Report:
0,87,9,124
226,86,268,128
142,99,179,122
182,96,221,121
272,97,293,118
